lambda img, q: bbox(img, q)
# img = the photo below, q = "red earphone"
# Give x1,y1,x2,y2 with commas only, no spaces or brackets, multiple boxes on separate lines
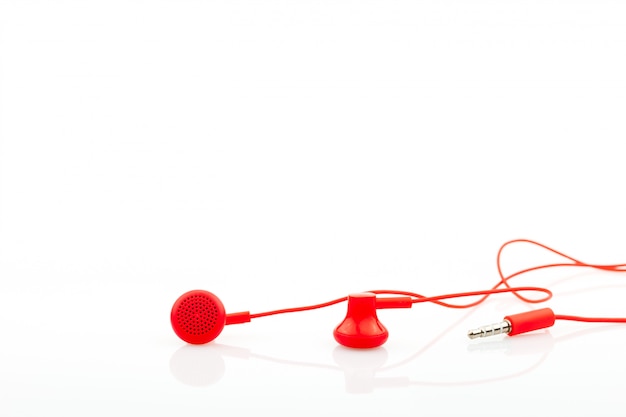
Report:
170,240,626,348
170,290,413,348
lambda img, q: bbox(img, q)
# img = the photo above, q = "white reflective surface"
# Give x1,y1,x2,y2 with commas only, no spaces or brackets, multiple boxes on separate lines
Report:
1,1,626,415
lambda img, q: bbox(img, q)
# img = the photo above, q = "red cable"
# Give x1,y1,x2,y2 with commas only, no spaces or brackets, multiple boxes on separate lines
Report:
555,315,626,323
250,297,347,319
250,239,626,328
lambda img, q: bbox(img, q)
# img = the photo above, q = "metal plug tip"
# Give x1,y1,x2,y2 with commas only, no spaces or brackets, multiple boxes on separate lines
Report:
467,320,511,339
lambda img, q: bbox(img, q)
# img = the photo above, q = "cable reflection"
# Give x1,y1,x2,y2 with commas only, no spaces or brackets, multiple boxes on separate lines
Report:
169,323,625,393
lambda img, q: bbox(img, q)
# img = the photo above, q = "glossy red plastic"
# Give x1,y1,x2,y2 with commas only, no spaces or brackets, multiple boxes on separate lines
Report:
225,311,252,325
333,293,389,349
505,308,556,336
171,290,227,344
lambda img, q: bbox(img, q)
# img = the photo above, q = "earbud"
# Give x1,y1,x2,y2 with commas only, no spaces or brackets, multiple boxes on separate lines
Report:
334,293,389,348
170,290,411,347
170,290,250,345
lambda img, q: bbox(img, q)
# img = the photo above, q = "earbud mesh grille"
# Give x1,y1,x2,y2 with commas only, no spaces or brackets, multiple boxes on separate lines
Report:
176,293,220,336
171,289,226,344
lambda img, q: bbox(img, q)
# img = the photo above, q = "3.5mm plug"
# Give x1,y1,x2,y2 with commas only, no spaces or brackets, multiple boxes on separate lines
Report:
468,308,556,339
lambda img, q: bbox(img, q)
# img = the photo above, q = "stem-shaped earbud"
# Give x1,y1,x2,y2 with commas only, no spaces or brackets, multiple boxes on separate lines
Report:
333,293,389,349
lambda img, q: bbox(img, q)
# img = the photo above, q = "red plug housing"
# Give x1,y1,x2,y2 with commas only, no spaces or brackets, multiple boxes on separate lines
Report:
505,308,556,336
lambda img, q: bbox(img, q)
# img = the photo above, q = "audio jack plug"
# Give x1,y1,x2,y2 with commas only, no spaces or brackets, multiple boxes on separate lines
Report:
468,308,556,339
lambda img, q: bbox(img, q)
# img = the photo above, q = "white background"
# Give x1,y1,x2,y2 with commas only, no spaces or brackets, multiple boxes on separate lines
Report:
1,1,626,415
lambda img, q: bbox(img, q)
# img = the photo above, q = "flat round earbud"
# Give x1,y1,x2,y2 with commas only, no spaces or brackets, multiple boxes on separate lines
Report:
171,290,227,344
333,293,389,349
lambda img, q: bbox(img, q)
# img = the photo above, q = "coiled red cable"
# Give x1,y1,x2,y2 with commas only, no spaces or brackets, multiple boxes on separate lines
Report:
250,239,626,327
